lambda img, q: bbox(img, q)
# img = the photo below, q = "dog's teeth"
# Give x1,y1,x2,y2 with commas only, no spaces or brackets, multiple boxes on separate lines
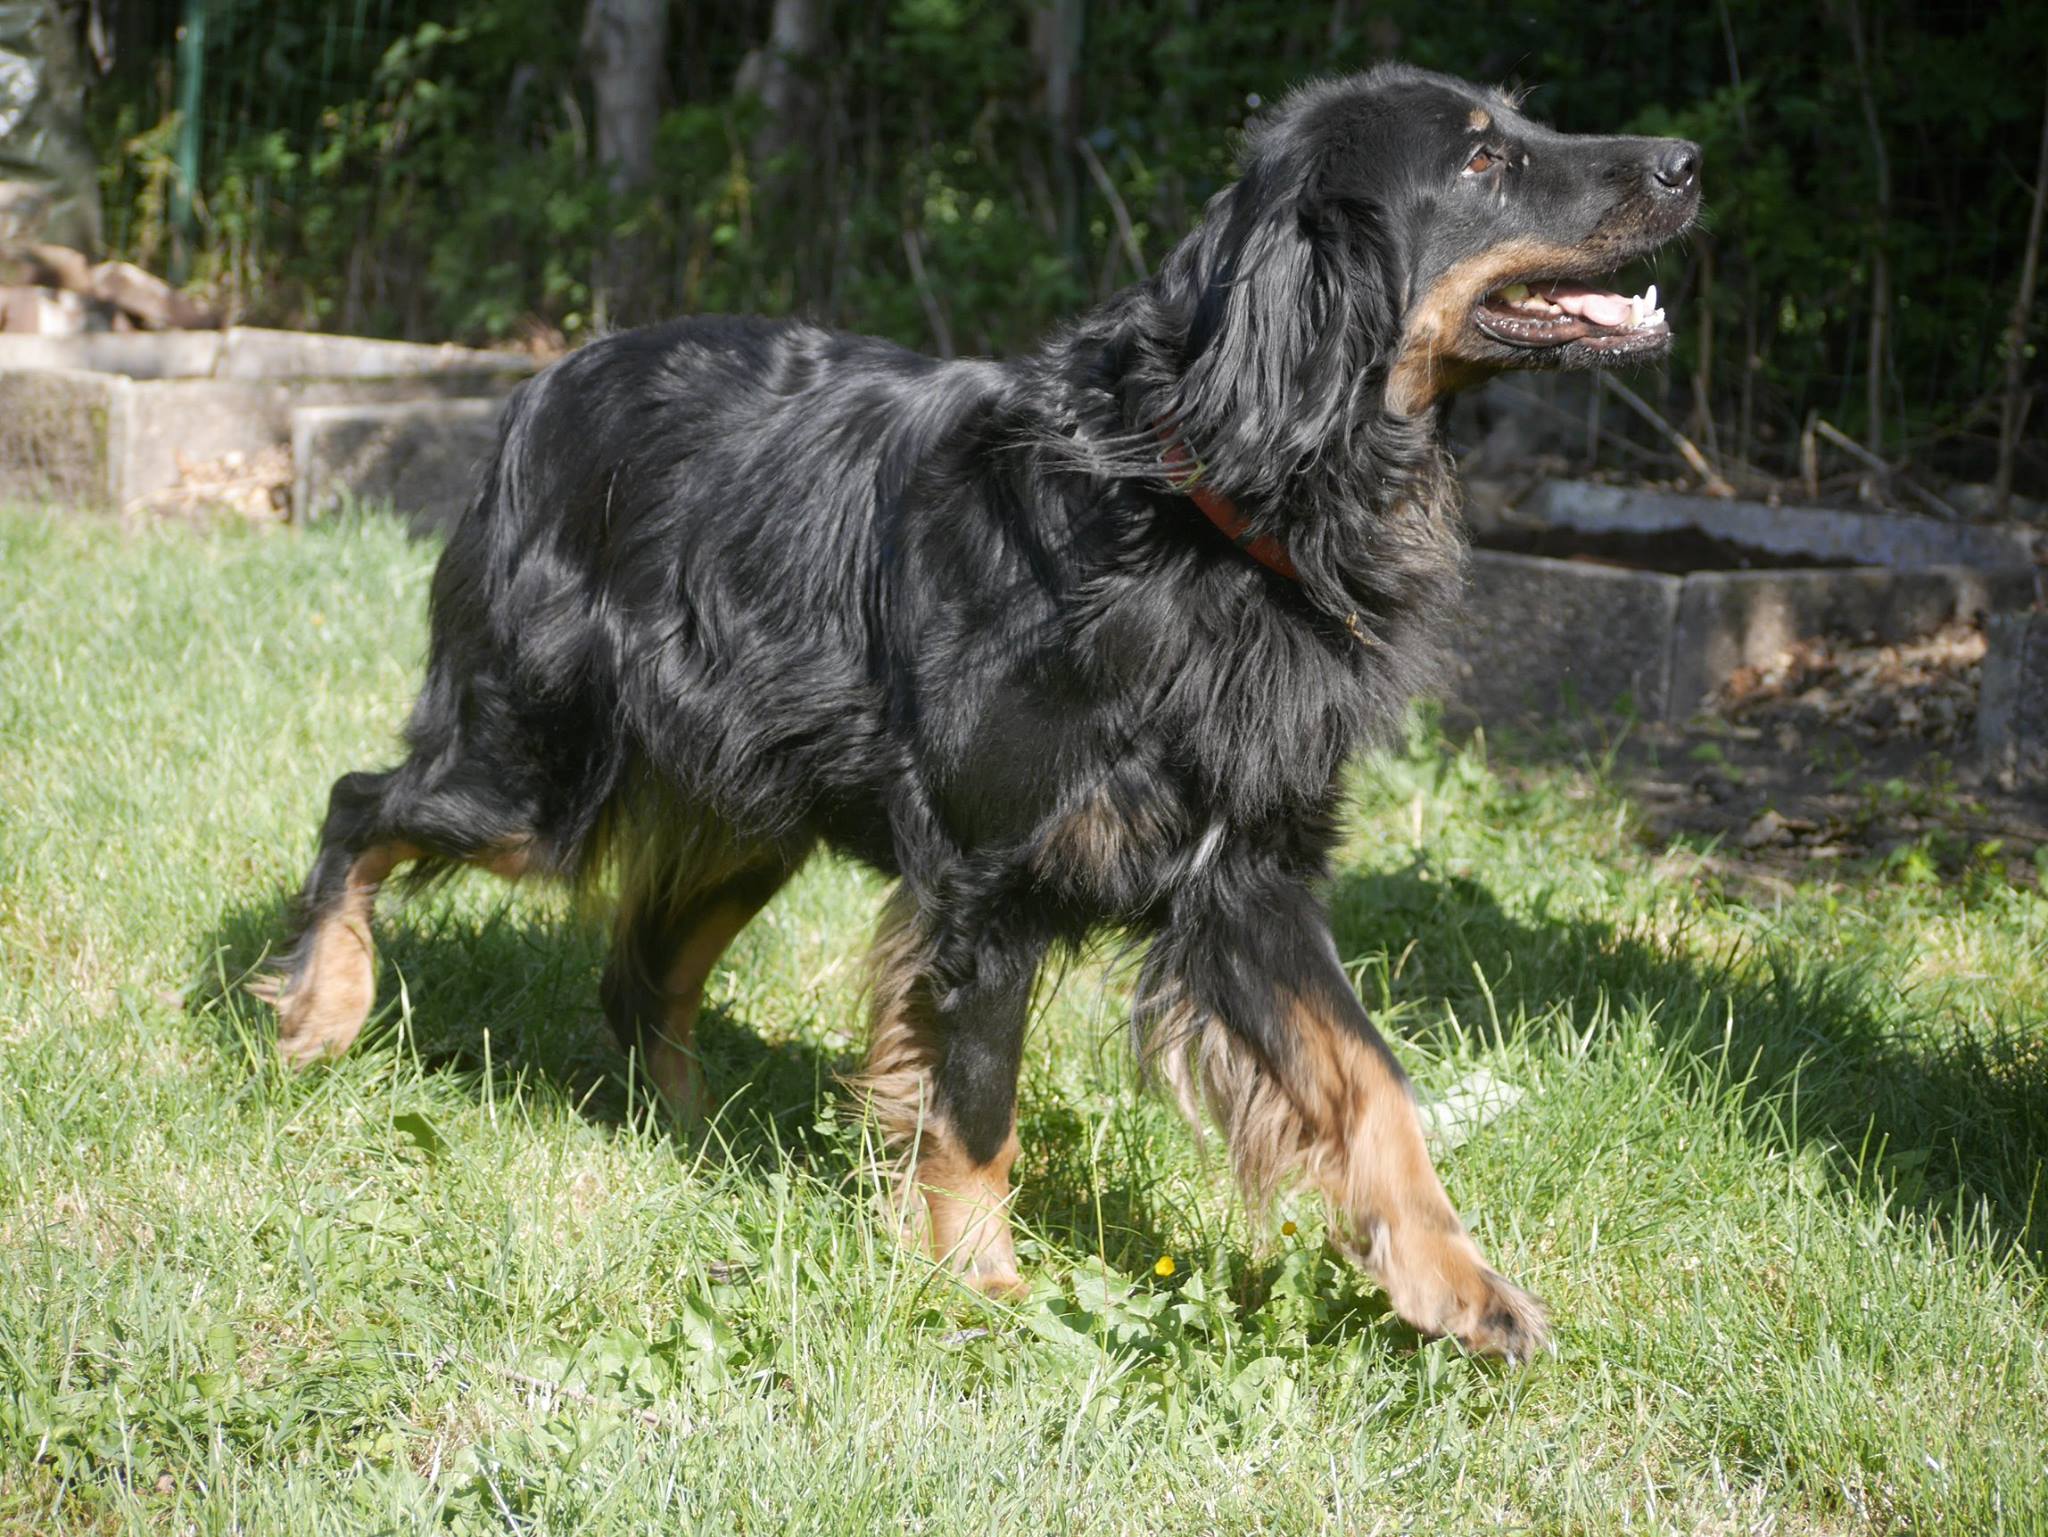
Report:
1500,282,1531,303
1645,283,1659,313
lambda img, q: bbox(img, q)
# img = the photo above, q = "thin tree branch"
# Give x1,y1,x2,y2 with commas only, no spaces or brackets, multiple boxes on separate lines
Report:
1834,0,1892,454
1811,416,1961,520
1501,385,1666,472
1715,0,1750,140
1597,373,1736,497
901,226,954,360
1075,135,1146,281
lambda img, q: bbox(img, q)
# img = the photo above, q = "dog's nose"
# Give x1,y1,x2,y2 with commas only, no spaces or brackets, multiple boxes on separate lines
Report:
1654,141,1701,192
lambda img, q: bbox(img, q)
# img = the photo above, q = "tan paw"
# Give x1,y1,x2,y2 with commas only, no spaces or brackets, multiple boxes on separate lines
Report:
1441,1264,1550,1363
958,1253,1029,1302
1368,1222,1551,1364
253,919,377,1069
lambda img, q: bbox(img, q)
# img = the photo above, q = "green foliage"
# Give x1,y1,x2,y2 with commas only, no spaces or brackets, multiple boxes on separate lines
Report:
87,0,2048,477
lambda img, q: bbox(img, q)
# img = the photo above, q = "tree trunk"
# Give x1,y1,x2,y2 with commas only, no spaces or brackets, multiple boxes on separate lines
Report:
1996,57,2048,518
1031,0,1083,266
746,0,827,169
735,0,828,306
582,0,669,326
1835,0,1891,456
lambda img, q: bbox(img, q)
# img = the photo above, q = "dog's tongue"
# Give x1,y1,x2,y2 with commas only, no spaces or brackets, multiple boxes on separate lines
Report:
1542,282,1633,330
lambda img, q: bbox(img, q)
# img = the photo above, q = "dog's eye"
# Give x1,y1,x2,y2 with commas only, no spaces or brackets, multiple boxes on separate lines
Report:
1464,147,1501,176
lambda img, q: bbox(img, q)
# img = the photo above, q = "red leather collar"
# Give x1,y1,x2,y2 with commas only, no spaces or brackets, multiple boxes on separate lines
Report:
1157,435,1299,581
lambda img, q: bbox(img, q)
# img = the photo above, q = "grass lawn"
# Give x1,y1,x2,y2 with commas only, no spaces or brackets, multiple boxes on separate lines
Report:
1,503,2044,1534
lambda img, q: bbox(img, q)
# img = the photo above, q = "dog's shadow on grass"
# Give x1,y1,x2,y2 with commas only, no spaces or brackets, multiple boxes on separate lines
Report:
1331,861,2048,1261
190,889,846,1169
189,854,2044,1294
189,885,1193,1267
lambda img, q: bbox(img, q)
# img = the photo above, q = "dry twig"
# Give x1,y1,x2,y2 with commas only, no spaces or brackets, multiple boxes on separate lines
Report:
900,227,954,360
1810,416,1961,520
1597,373,1735,496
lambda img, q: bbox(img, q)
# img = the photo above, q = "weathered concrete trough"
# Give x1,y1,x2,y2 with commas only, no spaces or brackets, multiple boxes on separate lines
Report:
0,327,530,511
1449,480,2040,726
1514,479,2039,571
291,397,507,530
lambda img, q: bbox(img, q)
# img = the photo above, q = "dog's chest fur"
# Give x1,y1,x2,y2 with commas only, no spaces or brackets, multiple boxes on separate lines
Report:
922,521,1434,920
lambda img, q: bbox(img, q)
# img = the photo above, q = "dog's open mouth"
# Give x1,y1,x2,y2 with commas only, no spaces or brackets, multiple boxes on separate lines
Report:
1473,279,1669,354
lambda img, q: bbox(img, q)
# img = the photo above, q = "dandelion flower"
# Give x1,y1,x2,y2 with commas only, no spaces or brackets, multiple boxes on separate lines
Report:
1153,1255,1176,1278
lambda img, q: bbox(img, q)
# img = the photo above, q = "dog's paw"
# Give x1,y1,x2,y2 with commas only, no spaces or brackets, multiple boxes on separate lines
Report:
1444,1266,1550,1364
641,1040,710,1129
960,1256,1030,1302
261,977,361,1067
252,927,377,1069
1367,1221,1551,1365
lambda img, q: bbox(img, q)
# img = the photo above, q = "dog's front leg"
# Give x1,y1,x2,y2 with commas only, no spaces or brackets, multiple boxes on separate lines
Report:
854,888,1038,1299
1142,889,1550,1362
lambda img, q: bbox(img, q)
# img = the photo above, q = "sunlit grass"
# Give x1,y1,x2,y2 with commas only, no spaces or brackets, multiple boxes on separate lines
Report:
1,504,2043,1533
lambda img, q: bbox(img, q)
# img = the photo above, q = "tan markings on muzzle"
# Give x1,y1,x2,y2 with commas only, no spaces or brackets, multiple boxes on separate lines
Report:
1388,236,1591,416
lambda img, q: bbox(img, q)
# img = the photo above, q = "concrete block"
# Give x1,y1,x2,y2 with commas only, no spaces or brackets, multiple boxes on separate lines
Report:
124,376,513,505
1525,479,2039,572
0,328,222,379
0,326,532,382
1980,612,2048,792
1448,551,1682,723
0,367,126,507
1447,552,2036,729
0,325,531,510
0,368,518,509
292,398,505,531
1667,566,2034,717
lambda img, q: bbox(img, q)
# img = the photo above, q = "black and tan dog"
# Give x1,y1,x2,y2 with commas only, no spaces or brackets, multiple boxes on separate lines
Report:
260,65,1698,1361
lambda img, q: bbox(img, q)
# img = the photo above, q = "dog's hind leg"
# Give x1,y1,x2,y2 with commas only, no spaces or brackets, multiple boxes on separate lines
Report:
259,760,548,1067
853,888,1041,1300
258,770,420,1066
600,833,806,1126
1141,885,1550,1363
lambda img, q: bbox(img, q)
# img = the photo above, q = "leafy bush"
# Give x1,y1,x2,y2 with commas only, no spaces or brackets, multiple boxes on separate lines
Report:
89,0,2048,485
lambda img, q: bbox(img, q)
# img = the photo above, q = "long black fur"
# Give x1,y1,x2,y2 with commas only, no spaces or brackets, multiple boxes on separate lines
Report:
274,64,1699,1352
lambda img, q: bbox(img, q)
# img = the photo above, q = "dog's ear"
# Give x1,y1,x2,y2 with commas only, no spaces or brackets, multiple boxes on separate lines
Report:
1165,161,1403,497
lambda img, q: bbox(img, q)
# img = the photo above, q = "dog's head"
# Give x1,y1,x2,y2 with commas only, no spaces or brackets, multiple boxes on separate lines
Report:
1327,67,1701,411
1148,65,1700,488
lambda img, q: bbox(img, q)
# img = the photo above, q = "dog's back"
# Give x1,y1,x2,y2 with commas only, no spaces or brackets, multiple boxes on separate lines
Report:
412,317,1030,860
